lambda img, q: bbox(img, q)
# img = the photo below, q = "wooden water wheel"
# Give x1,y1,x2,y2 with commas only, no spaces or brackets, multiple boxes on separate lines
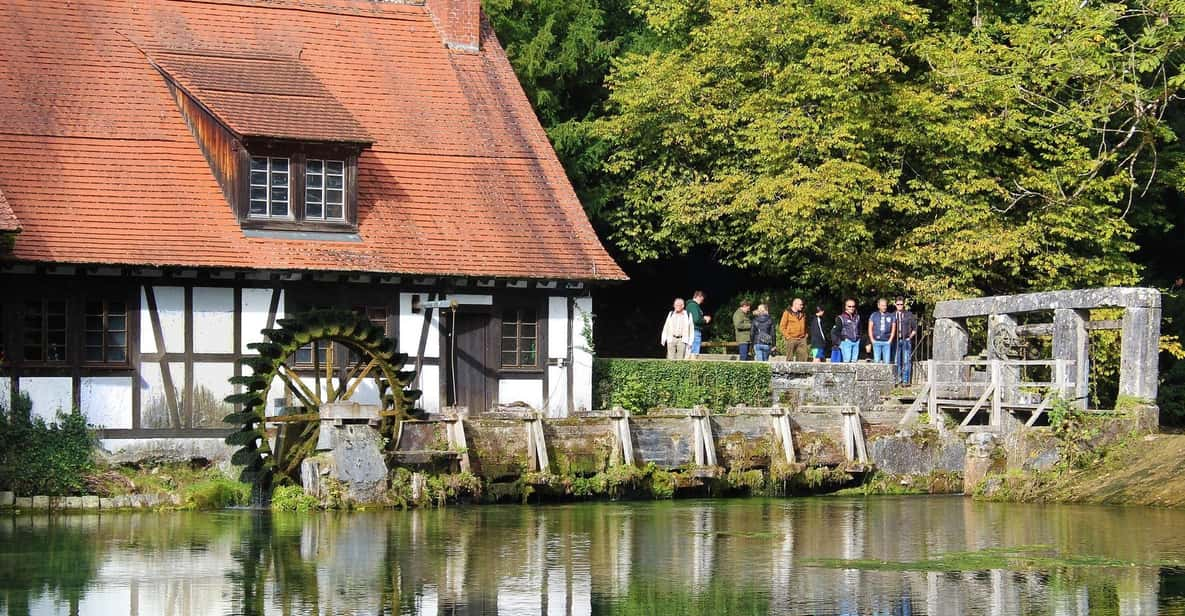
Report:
223,308,420,490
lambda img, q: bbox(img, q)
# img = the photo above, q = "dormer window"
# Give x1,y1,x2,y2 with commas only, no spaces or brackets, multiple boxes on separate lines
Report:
237,146,360,231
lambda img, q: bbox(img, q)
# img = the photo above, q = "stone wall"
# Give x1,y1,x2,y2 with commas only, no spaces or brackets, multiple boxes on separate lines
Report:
770,362,895,412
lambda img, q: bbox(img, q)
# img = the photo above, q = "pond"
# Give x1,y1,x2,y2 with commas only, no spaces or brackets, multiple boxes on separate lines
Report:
3,496,1185,615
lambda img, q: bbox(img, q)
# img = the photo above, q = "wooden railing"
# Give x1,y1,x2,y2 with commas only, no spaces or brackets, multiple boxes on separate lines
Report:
908,359,1077,430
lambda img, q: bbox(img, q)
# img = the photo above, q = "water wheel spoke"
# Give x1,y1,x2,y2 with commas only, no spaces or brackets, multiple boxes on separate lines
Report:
341,358,379,402
324,342,337,402
277,364,321,410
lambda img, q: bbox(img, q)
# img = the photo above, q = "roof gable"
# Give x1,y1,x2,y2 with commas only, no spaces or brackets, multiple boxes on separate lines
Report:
0,0,626,282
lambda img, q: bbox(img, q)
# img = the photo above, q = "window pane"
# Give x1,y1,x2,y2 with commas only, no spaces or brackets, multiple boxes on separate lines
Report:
271,172,288,187
295,346,311,365
109,302,125,315
326,160,344,174
502,324,517,338
521,324,536,339
106,332,126,348
327,174,344,189
326,189,343,205
307,159,323,174
271,158,288,172
522,339,536,354
85,315,103,331
325,203,344,220
501,337,517,353
108,348,126,362
250,187,267,201
24,344,42,361
306,188,323,204
521,351,536,366
108,315,126,331
250,157,267,171
271,201,288,217
307,174,322,188
250,200,268,215
250,171,267,185
501,351,517,366
271,187,288,203
86,332,102,347
306,201,323,219
85,347,103,361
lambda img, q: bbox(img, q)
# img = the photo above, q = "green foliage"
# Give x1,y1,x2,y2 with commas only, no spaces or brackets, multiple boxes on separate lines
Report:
593,358,772,412
1048,397,1105,469
182,476,250,510
590,0,1185,302
270,485,320,512
0,393,96,496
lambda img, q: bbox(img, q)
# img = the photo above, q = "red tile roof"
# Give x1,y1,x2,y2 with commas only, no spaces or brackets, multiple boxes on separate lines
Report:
149,49,372,144
0,188,18,232
0,0,626,281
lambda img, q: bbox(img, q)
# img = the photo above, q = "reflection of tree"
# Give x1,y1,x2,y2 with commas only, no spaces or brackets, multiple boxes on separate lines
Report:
143,384,231,429
0,518,102,616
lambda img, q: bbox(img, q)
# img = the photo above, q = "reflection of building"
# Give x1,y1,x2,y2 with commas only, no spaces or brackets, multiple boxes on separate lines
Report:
0,0,625,457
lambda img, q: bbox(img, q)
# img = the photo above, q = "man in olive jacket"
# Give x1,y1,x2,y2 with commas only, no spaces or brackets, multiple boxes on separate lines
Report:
733,299,752,361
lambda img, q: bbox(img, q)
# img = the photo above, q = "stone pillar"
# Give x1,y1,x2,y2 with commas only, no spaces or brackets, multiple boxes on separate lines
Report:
1052,308,1090,407
933,317,969,397
988,313,1020,405
1120,306,1161,401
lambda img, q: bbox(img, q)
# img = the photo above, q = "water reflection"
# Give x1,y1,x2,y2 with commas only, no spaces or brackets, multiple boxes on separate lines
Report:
2,497,1185,615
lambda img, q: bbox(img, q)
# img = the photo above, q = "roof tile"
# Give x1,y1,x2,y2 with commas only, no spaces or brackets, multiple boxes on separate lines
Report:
0,0,625,281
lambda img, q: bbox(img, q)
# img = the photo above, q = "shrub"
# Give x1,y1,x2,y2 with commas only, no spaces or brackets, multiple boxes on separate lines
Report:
271,485,320,512
0,393,96,496
183,476,250,509
593,358,772,413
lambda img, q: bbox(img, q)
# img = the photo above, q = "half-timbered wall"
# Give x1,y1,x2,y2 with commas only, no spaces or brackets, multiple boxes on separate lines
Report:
0,271,597,448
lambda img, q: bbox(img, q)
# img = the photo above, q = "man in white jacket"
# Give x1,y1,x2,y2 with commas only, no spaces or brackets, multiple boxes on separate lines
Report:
660,298,695,359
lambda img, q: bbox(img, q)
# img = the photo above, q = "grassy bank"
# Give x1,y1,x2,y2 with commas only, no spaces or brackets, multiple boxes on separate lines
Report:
977,433,1185,507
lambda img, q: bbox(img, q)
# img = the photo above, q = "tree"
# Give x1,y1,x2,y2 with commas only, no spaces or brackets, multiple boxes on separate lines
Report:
595,0,1185,302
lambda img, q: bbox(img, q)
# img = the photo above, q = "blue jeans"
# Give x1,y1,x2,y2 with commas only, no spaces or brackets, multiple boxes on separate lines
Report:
840,339,859,362
738,342,750,361
873,340,891,363
895,339,913,383
690,329,703,355
754,343,771,361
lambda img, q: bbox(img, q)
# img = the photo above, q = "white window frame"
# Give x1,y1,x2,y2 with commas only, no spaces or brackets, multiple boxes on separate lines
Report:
248,156,292,219
304,158,347,221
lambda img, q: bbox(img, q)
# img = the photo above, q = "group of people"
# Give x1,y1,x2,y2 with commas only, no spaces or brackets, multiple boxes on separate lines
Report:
660,292,918,384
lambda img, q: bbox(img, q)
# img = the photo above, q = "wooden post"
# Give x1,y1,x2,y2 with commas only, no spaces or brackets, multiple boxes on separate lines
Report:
443,408,471,473
990,360,1002,427
532,416,550,472
927,360,938,423
610,406,635,466
1054,359,1070,406
689,406,717,467
768,406,797,464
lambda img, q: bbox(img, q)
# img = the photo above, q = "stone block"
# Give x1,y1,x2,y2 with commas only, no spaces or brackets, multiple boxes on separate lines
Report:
301,424,388,505
81,495,100,509
64,496,83,509
14,497,32,509
0,491,13,507
98,497,114,510
869,431,965,476
31,495,49,509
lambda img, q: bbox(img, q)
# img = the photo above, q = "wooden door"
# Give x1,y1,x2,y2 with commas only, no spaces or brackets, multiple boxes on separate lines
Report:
445,310,495,414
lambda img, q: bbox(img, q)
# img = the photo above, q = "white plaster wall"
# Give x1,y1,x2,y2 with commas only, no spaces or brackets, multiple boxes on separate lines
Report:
499,378,543,410
572,296,594,413
546,296,570,417
546,366,567,418
139,287,155,354
241,288,280,353
447,293,493,306
398,292,439,358
0,377,10,413
418,365,440,412
19,377,72,420
151,286,185,353
548,296,569,359
193,287,235,354
80,376,133,429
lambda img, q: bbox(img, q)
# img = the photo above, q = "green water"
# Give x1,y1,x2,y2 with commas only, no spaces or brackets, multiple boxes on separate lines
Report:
2,496,1185,615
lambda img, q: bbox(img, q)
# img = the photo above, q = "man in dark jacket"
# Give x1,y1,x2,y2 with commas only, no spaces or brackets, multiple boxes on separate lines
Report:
837,299,861,362
808,305,829,363
686,290,711,356
894,297,918,384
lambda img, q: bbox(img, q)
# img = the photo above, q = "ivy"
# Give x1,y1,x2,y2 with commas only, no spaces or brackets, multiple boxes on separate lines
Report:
0,393,96,496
